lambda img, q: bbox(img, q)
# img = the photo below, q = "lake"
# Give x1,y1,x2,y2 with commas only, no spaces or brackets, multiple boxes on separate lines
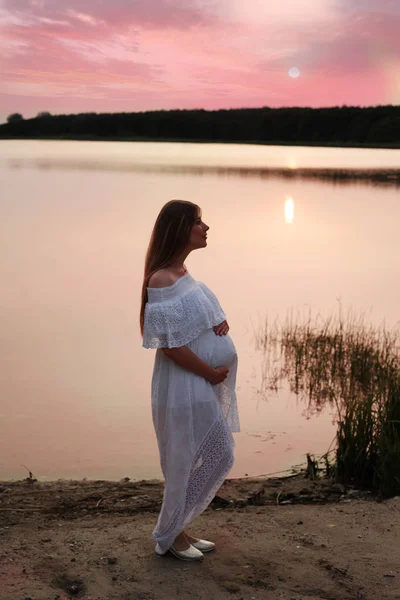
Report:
1,140,399,482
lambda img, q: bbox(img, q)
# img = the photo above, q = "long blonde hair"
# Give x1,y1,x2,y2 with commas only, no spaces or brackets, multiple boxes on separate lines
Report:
140,199,199,335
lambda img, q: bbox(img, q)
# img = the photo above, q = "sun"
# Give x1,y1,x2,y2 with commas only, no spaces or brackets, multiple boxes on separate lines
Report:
288,67,300,78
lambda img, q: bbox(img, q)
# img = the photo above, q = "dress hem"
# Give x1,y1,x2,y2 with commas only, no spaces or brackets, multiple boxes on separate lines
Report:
152,412,235,552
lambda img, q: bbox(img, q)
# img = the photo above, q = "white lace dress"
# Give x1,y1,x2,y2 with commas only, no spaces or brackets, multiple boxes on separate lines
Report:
142,272,240,552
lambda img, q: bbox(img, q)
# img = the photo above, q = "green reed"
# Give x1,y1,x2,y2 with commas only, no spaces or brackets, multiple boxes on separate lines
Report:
254,308,400,497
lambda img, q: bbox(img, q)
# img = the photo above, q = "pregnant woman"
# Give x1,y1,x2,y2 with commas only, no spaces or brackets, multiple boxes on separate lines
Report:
140,200,240,562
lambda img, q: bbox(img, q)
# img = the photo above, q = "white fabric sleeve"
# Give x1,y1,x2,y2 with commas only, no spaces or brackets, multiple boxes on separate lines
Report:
197,282,227,317
142,286,226,349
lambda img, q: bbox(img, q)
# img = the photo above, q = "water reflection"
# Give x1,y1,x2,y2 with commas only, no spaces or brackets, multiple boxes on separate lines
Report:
254,309,400,417
284,197,295,224
6,158,400,188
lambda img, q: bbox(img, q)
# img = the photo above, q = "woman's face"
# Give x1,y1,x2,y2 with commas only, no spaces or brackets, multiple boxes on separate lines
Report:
188,211,209,250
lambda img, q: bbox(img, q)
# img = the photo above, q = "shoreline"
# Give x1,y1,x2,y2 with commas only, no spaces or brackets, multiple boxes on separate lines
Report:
1,135,400,150
1,472,399,599
0,470,377,512
0,470,377,516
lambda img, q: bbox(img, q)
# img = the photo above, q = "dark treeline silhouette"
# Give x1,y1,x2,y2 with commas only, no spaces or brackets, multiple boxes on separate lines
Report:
6,112,24,123
1,105,400,147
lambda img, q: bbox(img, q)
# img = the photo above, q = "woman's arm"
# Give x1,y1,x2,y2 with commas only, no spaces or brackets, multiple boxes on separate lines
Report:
149,270,228,384
162,346,228,385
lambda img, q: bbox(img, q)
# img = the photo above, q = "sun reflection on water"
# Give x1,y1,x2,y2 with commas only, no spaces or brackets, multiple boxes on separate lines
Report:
284,197,295,224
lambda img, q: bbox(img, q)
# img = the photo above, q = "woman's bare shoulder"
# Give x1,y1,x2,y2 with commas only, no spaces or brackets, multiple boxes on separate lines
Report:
148,268,177,289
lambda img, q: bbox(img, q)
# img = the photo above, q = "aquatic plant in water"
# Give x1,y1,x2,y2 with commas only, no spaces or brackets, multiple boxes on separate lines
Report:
254,308,400,497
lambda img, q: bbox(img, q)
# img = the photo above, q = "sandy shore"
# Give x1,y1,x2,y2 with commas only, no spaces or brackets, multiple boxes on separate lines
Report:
0,473,399,600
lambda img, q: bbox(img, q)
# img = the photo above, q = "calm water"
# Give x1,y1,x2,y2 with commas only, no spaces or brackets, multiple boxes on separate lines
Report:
1,141,399,482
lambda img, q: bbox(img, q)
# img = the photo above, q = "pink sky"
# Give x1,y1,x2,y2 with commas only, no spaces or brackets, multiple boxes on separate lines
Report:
1,0,399,123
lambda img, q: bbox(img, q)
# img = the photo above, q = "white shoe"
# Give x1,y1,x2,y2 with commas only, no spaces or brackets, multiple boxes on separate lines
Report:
191,539,215,553
155,542,204,561
170,543,204,561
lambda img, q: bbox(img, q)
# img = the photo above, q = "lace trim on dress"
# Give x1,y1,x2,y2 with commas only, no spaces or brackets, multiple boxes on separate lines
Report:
219,383,240,433
143,276,226,349
152,413,235,552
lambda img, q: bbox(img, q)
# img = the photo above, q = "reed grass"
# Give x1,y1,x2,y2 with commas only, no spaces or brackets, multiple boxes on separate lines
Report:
254,308,400,497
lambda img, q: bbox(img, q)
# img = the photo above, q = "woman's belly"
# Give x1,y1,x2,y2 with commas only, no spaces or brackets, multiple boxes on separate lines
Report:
188,328,238,369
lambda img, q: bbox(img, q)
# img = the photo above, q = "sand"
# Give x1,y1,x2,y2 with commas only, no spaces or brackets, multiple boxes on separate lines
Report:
0,473,399,600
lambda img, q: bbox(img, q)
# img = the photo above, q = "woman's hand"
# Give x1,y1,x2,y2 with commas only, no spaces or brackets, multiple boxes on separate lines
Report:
208,366,229,385
213,320,229,336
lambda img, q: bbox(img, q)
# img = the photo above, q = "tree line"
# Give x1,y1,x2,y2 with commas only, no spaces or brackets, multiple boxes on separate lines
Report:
1,105,400,147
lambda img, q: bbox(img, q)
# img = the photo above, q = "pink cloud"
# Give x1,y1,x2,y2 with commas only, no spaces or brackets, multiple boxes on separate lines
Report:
266,18,400,75
0,0,399,122
2,0,218,31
